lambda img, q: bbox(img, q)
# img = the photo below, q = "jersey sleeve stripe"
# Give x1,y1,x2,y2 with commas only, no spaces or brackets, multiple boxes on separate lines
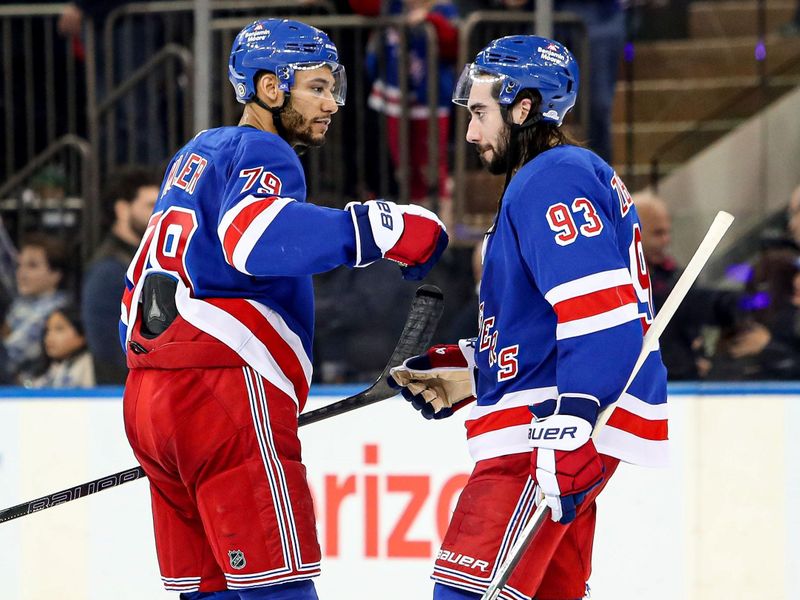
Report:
555,303,640,340
220,195,294,273
552,284,637,323
543,267,633,305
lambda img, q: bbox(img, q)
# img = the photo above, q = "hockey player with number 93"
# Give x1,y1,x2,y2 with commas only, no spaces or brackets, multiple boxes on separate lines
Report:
390,36,668,600
120,18,447,600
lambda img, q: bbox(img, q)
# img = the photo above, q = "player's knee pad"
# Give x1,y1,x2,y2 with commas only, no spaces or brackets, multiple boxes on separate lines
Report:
238,580,319,600
433,582,481,600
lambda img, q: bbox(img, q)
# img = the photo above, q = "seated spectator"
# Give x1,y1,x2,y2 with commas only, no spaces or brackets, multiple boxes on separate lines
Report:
711,249,800,380
26,305,95,388
1,234,69,383
635,191,737,379
81,166,160,384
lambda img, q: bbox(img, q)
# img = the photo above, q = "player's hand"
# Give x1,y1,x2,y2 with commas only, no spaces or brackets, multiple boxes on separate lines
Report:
528,395,605,525
346,200,448,280
388,339,476,419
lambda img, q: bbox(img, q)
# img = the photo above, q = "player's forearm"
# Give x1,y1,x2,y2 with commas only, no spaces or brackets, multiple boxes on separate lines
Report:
236,204,357,277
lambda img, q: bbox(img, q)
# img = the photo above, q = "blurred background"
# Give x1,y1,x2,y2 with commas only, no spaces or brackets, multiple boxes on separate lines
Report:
1,1,800,599
2,0,800,387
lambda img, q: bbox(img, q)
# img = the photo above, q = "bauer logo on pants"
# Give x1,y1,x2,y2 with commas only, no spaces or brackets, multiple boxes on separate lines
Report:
228,549,246,570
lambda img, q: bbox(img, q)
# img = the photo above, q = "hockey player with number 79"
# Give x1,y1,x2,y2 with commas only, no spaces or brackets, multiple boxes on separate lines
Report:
390,36,668,600
121,18,448,600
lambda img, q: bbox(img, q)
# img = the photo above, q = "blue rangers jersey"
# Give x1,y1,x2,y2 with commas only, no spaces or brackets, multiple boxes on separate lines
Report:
465,145,668,467
121,126,360,411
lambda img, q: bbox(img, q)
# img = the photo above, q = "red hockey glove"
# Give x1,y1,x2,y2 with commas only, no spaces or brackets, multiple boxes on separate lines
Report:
388,339,476,419
347,200,448,280
529,394,605,525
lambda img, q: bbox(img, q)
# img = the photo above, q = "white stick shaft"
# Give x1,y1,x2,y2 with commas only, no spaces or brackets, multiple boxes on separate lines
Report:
481,211,734,600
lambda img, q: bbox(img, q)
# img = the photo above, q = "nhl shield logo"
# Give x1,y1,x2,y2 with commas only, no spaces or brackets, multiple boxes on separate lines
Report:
228,549,246,570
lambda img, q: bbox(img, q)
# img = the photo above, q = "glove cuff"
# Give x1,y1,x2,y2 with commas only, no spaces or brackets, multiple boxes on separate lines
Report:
528,394,600,451
346,202,382,267
458,337,478,398
556,393,600,425
528,414,592,451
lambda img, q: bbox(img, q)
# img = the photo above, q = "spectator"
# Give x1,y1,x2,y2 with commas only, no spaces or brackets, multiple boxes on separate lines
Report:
26,305,95,388
712,249,800,380
635,191,736,379
81,166,160,384
356,0,459,207
1,234,69,383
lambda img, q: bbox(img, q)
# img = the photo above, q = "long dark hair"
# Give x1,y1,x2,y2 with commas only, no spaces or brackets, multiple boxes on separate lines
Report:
505,89,583,173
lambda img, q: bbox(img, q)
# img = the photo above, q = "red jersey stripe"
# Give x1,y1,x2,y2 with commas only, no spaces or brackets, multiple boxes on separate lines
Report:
465,406,531,439
206,298,309,406
222,196,280,265
606,406,667,441
553,284,636,323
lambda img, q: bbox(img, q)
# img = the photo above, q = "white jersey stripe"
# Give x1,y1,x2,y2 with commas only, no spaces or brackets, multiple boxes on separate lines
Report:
616,391,669,420
595,426,669,467
175,282,300,406
544,268,633,305
466,387,558,420
231,198,294,274
467,424,532,462
248,300,312,387
217,194,266,243
554,303,639,340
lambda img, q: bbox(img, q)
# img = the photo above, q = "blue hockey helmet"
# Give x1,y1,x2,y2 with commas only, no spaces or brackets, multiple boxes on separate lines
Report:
452,36,578,125
228,19,347,106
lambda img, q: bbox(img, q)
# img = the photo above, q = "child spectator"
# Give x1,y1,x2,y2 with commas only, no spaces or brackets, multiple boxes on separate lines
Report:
355,0,458,206
26,305,95,388
1,234,69,382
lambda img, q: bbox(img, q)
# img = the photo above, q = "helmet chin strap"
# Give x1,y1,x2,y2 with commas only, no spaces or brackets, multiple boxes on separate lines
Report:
501,107,541,193
488,107,541,236
252,93,290,140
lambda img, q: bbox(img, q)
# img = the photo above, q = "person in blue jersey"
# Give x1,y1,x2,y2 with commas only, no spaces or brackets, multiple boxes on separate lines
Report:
121,19,448,600
390,36,668,600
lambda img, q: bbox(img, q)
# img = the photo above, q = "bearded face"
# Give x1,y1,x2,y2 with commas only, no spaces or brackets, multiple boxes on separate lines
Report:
476,120,511,175
280,99,328,148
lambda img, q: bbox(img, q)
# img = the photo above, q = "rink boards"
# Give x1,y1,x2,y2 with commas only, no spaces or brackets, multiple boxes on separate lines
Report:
0,384,798,600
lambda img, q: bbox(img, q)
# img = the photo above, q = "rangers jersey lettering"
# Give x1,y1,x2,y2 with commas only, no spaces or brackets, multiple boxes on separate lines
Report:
120,126,361,411
466,145,668,467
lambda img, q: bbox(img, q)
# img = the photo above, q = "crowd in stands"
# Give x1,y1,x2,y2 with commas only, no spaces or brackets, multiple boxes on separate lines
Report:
2,1,800,387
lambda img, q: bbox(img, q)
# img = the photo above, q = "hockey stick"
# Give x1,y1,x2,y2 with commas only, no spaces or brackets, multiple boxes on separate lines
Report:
0,284,444,524
480,211,735,600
